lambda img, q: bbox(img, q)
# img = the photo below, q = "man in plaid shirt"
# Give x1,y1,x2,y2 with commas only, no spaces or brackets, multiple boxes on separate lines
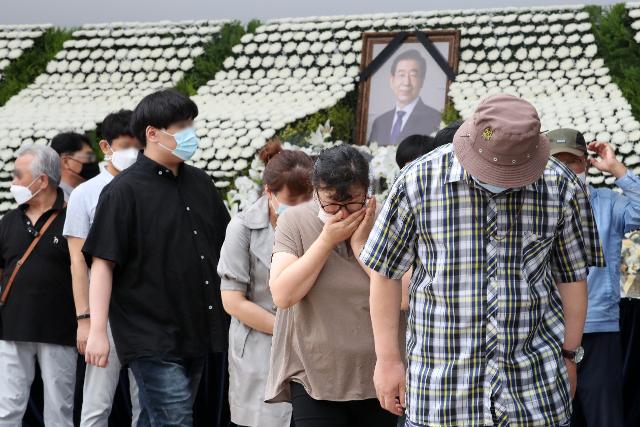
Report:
361,94,605,427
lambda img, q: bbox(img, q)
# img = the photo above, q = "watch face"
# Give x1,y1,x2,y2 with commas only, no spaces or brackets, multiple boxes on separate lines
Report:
574,346,585,363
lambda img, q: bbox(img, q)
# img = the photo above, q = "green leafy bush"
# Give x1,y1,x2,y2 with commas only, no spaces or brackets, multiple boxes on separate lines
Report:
174,20,260,96
586,4,640,121
0,28,73,106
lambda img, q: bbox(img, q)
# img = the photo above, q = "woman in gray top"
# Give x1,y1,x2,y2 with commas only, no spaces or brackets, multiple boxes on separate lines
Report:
217,140,314,427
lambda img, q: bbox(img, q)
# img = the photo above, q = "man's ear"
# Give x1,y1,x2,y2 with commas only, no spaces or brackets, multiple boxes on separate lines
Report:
146,126,159,145
98,140,111,156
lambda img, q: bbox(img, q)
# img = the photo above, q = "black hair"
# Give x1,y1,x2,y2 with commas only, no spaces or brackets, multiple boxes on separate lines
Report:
391,49,427,80
395,134,438,168
434,120,463,147
101,109,134,144
312,145,369,201
50,132,91,155
130,89,198,146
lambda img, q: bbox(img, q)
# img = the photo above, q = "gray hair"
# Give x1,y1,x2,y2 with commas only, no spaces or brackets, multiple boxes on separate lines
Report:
16,144,61,186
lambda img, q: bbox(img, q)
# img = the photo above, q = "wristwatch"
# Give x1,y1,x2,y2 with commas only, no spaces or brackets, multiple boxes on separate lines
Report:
562,346,584,364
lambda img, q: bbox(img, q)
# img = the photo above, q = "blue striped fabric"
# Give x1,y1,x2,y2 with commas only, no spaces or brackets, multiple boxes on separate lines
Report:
361,144,605,427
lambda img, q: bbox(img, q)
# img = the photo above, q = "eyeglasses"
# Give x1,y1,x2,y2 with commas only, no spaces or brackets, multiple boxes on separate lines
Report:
65,153,97,163
316,190,367,214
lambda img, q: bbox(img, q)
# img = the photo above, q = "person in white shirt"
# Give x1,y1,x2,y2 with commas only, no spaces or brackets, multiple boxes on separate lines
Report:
63,110,142,427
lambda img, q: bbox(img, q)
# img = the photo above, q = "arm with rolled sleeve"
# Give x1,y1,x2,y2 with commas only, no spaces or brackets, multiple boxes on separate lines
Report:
614,171,640,233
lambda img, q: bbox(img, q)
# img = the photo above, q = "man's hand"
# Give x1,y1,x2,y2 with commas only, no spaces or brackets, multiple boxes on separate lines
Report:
588,141,627,178
76,318,90,354
85,329,110,368
374,358,406,416
565,359,577,399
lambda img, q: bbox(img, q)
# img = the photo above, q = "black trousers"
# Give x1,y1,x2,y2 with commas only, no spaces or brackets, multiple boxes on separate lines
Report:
571,332,624,427
290,382,397,427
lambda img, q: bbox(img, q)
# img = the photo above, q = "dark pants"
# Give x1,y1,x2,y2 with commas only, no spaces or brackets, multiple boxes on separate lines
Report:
571,332,624,427
130,356,205,427
290,382,396,427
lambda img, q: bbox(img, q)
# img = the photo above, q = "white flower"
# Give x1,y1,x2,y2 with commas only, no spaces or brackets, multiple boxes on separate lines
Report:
268,43,282,55
316,54,329,66
283,41,297,54
249,56,262,68
296,41,310,54
231,44,243,54
500,49,512,61
244,43,258,55
338,40,352,52
288,55,301,68
585,45,598,57
510,35,525,46
301,54,314,67
223,57,235,69
253,33,267,43
240,33,254,44
330,53,343,66
515,48,527,61
274,55,287,68
262,56,274,68
460,50,473,61
323,41,338,53
234,56,249,68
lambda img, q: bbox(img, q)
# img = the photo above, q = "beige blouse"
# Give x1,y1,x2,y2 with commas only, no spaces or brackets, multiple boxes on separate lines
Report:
265,201,380,403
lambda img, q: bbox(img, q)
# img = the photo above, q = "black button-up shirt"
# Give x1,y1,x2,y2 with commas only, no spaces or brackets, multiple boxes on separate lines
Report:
83,154,230,364
0,189,75,346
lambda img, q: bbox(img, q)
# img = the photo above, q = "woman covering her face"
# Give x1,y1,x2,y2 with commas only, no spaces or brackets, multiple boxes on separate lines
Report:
265,145,398,427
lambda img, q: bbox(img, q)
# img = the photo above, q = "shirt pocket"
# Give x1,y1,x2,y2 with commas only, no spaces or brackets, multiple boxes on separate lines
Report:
521,231,556,286
230,317,252,359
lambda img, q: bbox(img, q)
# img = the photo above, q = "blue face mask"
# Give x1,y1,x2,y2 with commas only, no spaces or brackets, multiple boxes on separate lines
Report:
159,128,199,161
271,194,289,216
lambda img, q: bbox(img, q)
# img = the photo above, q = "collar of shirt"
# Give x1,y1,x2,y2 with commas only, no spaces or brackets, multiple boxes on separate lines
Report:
19,188,65,236
137,153,184,178
445,152,540,193
242,195,270,230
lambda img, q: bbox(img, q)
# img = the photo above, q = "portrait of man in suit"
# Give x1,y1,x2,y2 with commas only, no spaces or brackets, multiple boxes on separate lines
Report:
368,49,442,146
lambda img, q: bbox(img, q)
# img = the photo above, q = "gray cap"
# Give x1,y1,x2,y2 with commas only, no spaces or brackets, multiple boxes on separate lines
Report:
547,128,587,157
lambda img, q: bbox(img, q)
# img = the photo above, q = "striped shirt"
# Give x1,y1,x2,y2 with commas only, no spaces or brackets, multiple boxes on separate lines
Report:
361,145,604,427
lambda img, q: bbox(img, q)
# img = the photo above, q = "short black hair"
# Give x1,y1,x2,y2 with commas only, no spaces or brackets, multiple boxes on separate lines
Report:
130,89,199,146
434,120,463,147
313,145,369,201
391,49,427,80
101,109,134,144
50,132,91,155
396,134,438,169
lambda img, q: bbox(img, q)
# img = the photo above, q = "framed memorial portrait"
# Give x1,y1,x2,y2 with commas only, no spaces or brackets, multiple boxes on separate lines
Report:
355,30,461,146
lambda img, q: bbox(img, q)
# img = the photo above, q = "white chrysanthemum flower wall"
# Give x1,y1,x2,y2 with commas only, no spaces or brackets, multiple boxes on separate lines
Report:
0,24,51,82
192,5,640,191
0,20,228,212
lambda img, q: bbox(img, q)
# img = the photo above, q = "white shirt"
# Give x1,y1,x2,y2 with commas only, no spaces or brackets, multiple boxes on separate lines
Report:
63,165,114,239
391,96,420,133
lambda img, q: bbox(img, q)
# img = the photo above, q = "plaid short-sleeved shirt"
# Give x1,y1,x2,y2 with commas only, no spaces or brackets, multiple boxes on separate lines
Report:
361,145,605,427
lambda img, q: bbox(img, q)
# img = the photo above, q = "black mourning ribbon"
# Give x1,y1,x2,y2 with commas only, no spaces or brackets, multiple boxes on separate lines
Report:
358,29,457,83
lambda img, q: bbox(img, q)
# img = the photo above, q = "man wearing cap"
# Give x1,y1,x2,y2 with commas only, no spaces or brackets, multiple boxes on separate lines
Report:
548,129,640,427
361,93,605,427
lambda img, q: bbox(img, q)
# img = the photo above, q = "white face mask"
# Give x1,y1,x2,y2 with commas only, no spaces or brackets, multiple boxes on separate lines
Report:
473,177,510,194
108,147,139,171
10,176,43,205
317,208,334,224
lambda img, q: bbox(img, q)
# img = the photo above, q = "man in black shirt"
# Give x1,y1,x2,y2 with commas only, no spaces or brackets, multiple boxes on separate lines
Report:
0,144,77,426
83,89,230,425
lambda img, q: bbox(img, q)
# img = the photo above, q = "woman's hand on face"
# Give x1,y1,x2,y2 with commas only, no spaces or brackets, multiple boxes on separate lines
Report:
319,208,366,248
350,197,377,255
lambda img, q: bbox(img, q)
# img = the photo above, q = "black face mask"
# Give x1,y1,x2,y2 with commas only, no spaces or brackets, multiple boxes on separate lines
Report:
78,161,100,181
